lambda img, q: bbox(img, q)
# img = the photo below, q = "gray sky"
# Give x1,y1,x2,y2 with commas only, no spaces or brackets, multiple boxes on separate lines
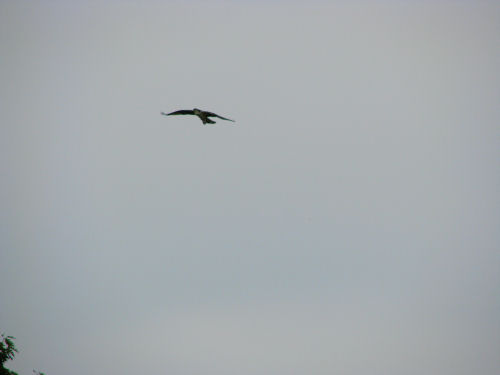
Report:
1,1,499,374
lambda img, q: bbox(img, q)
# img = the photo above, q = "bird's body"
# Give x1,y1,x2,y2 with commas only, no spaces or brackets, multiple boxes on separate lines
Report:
161,108,235,125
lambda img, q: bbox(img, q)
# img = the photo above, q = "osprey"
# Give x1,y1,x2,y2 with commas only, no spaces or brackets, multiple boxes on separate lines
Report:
161,108,235,125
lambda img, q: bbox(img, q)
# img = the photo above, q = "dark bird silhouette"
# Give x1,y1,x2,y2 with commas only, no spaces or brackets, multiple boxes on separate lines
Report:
161,108,235,125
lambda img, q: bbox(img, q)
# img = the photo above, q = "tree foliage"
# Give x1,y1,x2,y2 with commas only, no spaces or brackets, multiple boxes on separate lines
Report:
0,335,18,366
0,334,45,375
0,334,18,375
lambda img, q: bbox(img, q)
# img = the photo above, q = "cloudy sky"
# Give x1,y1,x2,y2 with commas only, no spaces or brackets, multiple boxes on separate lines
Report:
1,1,499,374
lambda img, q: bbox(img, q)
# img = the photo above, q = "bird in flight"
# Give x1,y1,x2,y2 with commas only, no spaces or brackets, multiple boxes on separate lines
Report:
161,108,235,125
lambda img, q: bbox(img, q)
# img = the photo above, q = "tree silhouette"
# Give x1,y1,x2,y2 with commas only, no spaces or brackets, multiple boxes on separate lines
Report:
0,334,45,375
0,334,18,375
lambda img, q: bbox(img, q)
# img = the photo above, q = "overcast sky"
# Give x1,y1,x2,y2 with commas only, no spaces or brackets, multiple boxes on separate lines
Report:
0,1,499,374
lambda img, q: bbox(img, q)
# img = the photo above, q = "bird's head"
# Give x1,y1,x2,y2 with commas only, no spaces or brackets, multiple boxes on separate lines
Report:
193,108,201,115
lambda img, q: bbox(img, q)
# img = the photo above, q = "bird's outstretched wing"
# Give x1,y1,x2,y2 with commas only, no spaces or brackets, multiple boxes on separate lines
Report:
162,110,195,116
205,112,235,122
